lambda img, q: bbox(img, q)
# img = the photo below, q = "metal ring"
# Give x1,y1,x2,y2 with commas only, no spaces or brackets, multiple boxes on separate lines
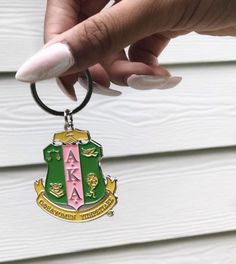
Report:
30,69,93,116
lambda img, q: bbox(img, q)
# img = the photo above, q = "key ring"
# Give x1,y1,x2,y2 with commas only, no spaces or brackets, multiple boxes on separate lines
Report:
30,69,93,116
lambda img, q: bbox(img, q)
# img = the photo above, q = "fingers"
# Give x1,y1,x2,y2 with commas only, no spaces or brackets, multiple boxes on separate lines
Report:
45,0,110,41
16,0,159,80
79,0,110,17
78,64,122,97
128,34,170,65
101,51,159,86
44,0,80,42
101,33,171,86
44,0,80,101
44,0,110,99
126,33,182,89
88,64,110,88
56,0,160,72
16,0,177,88
56,74,78,101
17,0,234,92
57,63,115,101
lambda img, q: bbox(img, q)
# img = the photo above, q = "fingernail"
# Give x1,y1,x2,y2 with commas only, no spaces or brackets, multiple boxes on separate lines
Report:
15,43,75,82
162,76,183,89
56,78,77,102
78,77,122,97
127,75,182,90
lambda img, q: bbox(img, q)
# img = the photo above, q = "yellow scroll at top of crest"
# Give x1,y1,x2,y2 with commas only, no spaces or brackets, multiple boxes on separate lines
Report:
53,129,90,144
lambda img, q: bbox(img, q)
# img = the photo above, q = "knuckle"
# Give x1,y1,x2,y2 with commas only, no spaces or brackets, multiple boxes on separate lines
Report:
81,16,113,55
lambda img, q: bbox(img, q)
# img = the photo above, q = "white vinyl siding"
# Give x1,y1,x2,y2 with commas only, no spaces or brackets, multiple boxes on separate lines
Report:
0,1,236,263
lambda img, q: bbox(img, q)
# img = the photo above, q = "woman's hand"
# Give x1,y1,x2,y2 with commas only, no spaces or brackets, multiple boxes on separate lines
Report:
16,0,236,100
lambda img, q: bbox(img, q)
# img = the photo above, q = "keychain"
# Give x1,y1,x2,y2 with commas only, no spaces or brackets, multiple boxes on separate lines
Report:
31,70,117,222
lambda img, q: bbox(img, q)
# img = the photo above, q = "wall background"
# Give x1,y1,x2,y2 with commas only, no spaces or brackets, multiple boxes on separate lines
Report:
0,1,236,263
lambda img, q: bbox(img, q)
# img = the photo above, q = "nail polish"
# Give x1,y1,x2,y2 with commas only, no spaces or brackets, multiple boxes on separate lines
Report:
127,75,182,90
15,43,75,82
162,76,182,89
56,78,77,102
78,77,122,96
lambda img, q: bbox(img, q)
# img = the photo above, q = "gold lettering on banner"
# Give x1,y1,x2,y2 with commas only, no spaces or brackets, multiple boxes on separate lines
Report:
34,178,117,222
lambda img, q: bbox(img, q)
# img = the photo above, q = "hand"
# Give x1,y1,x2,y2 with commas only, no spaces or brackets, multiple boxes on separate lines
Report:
16,0,236,100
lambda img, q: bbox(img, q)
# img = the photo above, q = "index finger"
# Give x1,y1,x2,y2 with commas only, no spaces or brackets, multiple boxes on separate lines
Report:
44,0,80,42
44,0,110,42
44,0,111,99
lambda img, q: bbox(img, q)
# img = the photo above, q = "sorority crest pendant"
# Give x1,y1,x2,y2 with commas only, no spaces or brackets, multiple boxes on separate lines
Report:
34,127,117,222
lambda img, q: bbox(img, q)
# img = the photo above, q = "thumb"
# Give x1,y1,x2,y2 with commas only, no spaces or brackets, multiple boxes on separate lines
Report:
16,0,169,82
59,0,162,72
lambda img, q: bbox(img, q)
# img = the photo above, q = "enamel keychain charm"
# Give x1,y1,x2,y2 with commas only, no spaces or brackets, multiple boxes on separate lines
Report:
31,70,117,222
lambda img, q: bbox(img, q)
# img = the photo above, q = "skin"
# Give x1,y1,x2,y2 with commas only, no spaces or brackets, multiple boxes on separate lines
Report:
44,0,236,94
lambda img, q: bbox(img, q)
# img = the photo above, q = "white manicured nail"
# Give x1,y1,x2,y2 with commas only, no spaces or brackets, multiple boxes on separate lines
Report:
162,76,183,89
56,78,77,102
127,75,182,90
78,77,122,96
15,43,75,82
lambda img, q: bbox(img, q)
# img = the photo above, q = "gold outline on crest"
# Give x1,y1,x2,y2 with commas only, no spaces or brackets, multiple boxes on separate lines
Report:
34,177,117,222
